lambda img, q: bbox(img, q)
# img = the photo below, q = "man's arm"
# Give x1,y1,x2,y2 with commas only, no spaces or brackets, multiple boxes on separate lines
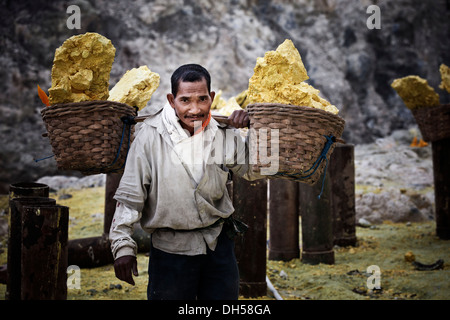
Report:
109,203,141,285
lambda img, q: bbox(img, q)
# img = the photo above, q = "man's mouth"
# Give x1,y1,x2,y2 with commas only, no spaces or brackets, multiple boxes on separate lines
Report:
185,115,204,121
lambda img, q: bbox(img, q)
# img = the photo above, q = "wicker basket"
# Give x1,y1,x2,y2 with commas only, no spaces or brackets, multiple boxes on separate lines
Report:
412,104,450,142
246,103,345,185
41,100,137,175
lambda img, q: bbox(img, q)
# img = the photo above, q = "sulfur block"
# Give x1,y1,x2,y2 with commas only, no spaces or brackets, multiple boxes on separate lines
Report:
108,65,160,110
235,89,249,108
49,32,116,104
439,64,450,94
216,97,242,116
391,75,440,110
211,90,225,110
247,39,339,114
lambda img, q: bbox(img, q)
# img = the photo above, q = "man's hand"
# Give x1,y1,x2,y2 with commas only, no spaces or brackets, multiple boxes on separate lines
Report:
114,255,138,286
228,110,250,128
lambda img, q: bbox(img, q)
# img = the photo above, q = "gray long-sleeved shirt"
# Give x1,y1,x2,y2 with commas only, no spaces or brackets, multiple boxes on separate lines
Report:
109,106,262,258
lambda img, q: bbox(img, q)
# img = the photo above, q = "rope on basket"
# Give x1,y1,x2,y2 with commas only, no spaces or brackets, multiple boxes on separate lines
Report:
34,154,55,163
274,135,336,199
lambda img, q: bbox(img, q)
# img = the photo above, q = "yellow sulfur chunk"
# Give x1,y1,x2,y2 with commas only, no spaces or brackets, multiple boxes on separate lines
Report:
211,90,224,109
247,39,339,114
49,32,116,105
439,64,450,94
108,65,160,110
235,89,249,108
391,75,440,110
248,39,308,94
216,97,242,116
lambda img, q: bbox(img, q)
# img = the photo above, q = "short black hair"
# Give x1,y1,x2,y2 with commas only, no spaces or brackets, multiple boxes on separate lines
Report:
171,64,211,97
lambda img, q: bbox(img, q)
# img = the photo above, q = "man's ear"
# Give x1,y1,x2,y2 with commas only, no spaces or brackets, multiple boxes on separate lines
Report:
209,91,215,102
167,93,175,108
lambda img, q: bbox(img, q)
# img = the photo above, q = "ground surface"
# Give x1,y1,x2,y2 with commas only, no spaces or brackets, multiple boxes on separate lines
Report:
0,186,448,300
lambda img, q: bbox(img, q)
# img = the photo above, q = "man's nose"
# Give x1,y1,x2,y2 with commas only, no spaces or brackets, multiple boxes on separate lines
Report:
189,103,201,114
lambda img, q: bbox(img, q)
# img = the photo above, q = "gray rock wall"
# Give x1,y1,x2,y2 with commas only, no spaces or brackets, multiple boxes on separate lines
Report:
0,0,449,190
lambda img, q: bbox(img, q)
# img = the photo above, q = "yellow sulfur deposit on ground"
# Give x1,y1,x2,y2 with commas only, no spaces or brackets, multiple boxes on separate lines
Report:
247,39,339,114
48,32,116,105
108,65,160,110
391,75,440,110
439,64,450,94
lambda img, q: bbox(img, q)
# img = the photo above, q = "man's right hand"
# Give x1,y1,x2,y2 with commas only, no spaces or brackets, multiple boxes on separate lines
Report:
114,255,139,286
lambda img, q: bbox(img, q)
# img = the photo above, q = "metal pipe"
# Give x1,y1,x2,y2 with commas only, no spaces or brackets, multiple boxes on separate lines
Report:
266,275,283,300
9,182,49,200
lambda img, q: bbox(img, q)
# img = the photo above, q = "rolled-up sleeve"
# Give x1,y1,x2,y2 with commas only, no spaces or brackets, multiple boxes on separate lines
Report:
109,203,141,259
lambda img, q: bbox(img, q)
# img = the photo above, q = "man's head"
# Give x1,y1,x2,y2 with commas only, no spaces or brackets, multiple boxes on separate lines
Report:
167,64,215,135
170,64,211,97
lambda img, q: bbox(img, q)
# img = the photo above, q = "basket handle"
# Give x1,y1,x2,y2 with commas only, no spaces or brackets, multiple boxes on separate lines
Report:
134,114,234,126
40,115,234,137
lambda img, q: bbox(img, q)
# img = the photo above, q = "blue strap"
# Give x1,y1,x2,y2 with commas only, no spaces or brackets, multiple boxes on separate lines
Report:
34,154,55,163
274,135,336,199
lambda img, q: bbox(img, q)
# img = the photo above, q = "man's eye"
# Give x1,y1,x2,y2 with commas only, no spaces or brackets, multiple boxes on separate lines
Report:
200,97,207,102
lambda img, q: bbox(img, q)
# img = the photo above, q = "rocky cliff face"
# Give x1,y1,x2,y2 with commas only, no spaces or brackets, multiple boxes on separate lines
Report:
0,0,449,190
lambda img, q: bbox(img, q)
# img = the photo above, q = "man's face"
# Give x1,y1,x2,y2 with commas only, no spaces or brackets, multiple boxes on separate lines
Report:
167,78,215,135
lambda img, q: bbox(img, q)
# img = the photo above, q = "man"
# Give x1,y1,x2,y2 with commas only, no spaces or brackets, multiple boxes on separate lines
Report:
109,64,262,300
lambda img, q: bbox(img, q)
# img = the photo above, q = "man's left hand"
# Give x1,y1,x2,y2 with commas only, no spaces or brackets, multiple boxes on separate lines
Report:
228,110,250,128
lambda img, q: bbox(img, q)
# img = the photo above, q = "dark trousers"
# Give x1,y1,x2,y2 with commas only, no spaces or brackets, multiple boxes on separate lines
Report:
147,229,239,300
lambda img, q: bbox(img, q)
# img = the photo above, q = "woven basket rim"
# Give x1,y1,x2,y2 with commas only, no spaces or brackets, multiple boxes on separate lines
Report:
41,100,135,113
412,103,450,116
41,100,137,121
246,102,344,119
